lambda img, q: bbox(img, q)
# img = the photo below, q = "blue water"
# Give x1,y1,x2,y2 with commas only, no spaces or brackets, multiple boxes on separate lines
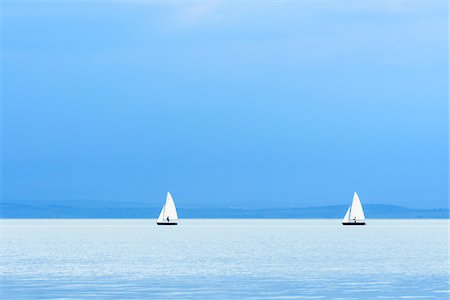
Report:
1,219,449,299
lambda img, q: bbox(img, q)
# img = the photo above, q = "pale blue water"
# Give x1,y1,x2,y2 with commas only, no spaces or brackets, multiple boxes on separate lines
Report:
1,219,449,299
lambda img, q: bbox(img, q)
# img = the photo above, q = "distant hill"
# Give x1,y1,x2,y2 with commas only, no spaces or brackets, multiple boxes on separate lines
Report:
1,200,448,218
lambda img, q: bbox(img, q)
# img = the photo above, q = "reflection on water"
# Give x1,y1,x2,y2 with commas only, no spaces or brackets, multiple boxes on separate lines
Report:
1,219,449,299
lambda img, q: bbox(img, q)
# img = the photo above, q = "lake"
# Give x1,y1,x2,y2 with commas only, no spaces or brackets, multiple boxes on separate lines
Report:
1,219,448,299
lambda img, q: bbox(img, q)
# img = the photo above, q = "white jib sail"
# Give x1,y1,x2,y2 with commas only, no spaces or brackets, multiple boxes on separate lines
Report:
342,206,351,222
157,192,178,223
343,192,365,222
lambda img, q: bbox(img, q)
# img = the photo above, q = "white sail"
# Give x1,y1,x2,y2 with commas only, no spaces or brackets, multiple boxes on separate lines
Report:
157,206,165,223
164,192,178,220
343,192,365,223
157,192,178,223
349,192,365,221
342,206,351,222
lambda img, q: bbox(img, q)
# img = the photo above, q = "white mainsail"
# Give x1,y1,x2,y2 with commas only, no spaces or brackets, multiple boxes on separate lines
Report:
157,192,178,223
342,192,365,223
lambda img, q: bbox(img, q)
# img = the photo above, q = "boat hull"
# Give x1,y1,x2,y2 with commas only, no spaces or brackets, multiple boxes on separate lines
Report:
157,222,178,225
342,222,366,225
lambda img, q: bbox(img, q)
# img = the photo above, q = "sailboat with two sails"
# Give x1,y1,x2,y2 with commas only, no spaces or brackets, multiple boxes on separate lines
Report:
157,192,179,225
342,192,366,225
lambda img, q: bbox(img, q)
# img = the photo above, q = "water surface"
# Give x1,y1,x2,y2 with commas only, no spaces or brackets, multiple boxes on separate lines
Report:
1,219,449,299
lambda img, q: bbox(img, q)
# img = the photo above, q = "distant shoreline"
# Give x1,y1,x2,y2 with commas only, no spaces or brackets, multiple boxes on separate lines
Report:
1,217,449,219
1,202,448,219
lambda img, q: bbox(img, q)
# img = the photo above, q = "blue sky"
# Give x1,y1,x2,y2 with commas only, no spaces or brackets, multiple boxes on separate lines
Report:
1,0,448,209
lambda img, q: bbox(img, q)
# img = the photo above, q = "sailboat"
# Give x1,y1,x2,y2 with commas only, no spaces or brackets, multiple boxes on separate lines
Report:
157,192,179,225
342,192,366,225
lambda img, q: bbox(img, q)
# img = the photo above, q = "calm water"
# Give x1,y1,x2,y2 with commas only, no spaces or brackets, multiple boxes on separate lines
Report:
1,219,449,299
